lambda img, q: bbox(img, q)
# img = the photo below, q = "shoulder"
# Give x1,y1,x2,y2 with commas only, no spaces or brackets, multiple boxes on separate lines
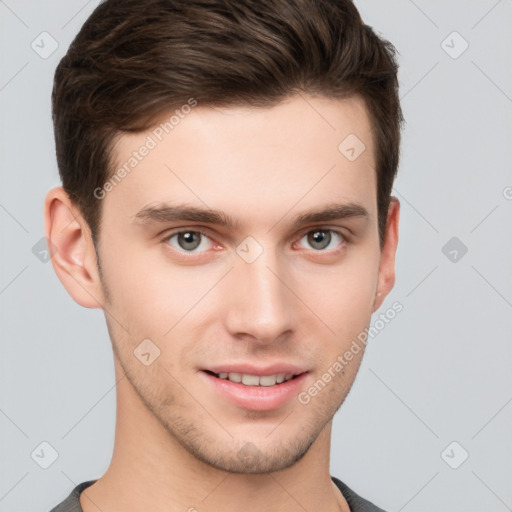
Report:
331,476,387,512
48,480,97,512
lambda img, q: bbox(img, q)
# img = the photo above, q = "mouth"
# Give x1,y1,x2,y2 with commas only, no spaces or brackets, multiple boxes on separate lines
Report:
200,369,309,411
203,370,304,387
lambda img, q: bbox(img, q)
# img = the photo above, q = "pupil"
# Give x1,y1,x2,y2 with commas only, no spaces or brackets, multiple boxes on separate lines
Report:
179,232,200,250
309,230,330,250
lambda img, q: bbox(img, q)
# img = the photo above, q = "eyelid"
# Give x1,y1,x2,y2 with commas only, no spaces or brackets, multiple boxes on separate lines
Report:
296,225,349,239
163,227,213,238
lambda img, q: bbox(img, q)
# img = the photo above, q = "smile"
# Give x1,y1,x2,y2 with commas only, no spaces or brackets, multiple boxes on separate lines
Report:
205,370,301,387
201,370,309,411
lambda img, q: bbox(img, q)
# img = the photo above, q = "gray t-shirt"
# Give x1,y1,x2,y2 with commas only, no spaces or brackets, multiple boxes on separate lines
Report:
49,476,386,512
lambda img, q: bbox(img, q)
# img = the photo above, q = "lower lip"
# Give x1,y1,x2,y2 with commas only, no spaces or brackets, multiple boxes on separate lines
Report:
201,371,309,411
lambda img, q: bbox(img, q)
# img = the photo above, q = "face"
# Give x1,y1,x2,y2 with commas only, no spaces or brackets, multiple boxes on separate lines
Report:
92,94,394,473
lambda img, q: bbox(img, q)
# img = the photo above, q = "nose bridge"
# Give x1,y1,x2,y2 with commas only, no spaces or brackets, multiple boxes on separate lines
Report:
225,241,293,342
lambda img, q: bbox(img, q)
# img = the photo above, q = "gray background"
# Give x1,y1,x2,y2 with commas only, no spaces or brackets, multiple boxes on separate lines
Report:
1,1,511,511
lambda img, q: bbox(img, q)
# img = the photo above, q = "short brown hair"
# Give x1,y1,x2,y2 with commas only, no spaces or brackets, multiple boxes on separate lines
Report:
52,0,404,248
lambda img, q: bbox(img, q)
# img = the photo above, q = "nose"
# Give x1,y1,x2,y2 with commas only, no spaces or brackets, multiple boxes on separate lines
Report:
224,246,295,344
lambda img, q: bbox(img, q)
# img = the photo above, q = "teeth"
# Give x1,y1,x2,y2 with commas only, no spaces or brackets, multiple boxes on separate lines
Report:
259,375,277,386
216,372,297,386
242,374,260,386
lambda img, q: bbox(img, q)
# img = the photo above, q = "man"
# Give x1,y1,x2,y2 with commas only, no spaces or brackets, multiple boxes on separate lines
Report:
46,0,403,510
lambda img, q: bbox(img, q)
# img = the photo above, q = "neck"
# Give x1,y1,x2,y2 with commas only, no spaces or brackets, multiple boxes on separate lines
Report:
79,363,350,512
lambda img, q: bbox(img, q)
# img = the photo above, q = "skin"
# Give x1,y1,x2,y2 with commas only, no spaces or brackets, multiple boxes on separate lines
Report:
45,93,399,512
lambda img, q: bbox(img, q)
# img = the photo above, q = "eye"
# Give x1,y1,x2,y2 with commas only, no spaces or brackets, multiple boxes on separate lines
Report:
164,230,214,253
296,229,346,251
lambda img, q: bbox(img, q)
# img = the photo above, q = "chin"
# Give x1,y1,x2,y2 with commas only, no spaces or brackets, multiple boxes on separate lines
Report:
176,429,318,474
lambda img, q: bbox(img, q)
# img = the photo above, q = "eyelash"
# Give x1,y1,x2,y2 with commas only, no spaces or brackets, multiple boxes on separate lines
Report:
161,227,349,256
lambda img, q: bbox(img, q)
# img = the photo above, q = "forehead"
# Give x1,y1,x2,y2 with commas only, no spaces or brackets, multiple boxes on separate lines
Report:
105,94,376,228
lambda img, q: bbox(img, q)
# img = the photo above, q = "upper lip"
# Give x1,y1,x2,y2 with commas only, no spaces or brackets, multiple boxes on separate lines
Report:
203,363,308,376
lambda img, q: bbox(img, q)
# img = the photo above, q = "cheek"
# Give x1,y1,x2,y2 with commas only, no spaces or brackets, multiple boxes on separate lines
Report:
293,251,379,338
100,244,224,340
100,225,379,350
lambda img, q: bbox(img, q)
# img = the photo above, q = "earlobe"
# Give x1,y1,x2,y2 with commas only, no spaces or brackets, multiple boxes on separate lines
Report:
372,197,400,313
44,186,106,309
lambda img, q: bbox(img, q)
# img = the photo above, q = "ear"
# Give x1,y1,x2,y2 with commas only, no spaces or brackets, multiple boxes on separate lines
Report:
372,197,400,312
44,186,106,308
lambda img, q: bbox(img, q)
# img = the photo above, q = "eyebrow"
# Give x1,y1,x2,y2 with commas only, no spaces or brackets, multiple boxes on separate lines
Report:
133,202,369,231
